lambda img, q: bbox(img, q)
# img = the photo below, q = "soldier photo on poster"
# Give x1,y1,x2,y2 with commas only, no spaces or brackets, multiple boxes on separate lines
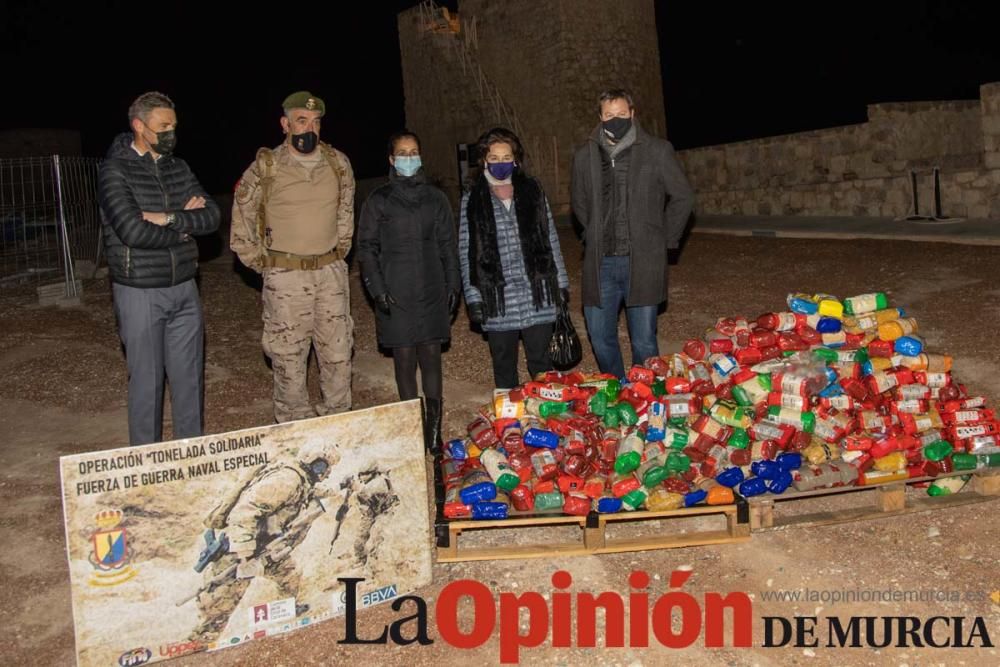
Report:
60,401,431,667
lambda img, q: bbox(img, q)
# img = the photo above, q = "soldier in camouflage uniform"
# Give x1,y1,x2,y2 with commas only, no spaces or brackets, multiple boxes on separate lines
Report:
190,441,336,641
231,91,356,423
188,446,400,642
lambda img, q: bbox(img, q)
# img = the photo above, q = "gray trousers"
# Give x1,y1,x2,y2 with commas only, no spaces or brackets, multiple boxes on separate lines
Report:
113,279,204,445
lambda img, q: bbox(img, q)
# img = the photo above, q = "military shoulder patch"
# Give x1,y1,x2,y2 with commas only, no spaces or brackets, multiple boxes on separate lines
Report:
235,178,257,205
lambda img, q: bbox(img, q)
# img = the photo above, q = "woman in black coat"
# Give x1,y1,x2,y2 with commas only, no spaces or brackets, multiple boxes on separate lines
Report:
358,131,461,452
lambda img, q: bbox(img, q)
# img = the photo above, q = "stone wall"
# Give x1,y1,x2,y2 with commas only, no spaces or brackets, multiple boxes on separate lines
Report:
547,0,666,207
679,84,1000,220
982,82,1000,170
398,3,999,220
399,4,506,206
398,0,665,209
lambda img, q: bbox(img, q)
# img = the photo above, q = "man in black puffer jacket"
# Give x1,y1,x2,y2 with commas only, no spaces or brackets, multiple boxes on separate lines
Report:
98,91,220,445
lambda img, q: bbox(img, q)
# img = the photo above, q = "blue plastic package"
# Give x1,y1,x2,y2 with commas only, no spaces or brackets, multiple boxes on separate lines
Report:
684,489,708,507
716,466,745,488
460,481,497,504
895,336,924,357
596,496,623,513
445,439,467,460
818,383,844,398
751,459,782,480
739,477,768,497
777,452,803,471
471,502,508,520
523,427,559,449
767,472,794,494
788,296,819,315
816,317,842,334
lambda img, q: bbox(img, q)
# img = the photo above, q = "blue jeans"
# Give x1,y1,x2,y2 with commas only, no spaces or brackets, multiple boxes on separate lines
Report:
583,256,659,379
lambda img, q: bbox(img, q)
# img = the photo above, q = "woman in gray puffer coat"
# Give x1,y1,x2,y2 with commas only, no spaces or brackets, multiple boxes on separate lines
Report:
458,127,570,390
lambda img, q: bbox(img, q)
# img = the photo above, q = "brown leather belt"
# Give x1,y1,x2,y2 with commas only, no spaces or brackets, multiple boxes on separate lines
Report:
262,247,344,270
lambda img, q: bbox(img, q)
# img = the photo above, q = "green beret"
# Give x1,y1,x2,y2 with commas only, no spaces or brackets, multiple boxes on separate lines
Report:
282,91,325,116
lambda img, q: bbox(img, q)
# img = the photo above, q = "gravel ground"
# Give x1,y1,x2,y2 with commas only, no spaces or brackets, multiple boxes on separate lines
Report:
1,226,999,666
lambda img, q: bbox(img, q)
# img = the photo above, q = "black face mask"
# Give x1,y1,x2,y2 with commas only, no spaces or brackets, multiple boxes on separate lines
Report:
291,131,318,154
602,116,632,142
146,126,177,155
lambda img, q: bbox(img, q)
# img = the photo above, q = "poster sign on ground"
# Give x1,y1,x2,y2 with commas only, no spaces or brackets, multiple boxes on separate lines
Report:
59,400,432,667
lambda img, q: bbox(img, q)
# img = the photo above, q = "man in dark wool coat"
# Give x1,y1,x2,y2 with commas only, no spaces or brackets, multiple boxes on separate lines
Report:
572,87,695,380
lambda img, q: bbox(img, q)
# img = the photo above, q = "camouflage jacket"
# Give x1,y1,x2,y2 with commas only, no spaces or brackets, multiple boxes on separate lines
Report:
230,142,355,273
220,463,314,558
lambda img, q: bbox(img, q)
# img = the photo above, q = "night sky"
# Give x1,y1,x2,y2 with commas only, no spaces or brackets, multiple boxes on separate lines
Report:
2,1,997,193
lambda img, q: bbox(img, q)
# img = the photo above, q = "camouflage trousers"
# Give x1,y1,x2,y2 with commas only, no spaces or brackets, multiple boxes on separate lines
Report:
191,553,299,642
262,261,353,422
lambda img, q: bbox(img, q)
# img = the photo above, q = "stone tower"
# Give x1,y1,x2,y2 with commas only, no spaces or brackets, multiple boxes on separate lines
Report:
398,0,665,210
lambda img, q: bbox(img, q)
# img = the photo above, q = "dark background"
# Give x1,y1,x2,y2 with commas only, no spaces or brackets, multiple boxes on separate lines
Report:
2,1,997,192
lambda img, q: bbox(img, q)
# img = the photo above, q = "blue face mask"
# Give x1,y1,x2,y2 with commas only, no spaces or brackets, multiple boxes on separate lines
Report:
394,155,422,177
486,161,515,180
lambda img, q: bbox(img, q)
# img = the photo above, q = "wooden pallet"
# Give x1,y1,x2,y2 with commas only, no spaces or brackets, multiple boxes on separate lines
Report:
433,456,751,562
435,503,751,562
747,468,1000,532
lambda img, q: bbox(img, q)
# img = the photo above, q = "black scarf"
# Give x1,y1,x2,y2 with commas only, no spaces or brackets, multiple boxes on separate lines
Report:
466,172,559,318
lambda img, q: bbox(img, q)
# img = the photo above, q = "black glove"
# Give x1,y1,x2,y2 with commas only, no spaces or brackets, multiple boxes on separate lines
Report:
374,292,396,315
467,301,486,325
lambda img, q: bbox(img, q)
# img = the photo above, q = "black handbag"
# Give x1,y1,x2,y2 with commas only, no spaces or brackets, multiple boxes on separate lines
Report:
548,304,582,369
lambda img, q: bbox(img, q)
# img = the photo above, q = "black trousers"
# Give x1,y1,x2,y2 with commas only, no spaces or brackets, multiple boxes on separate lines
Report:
392,342,442,401
486,322,554,389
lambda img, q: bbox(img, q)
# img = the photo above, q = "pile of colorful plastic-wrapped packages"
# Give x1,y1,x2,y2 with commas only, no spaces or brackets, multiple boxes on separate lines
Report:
441,292,1000,520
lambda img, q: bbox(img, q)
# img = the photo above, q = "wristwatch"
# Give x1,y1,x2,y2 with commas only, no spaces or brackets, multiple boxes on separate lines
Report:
164,212,177,227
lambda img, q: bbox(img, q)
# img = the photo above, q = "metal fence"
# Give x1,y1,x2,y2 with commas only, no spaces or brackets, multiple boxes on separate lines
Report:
0,156,102,289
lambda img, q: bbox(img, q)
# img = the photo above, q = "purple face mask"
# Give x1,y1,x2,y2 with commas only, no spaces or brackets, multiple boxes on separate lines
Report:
486,161,515,180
